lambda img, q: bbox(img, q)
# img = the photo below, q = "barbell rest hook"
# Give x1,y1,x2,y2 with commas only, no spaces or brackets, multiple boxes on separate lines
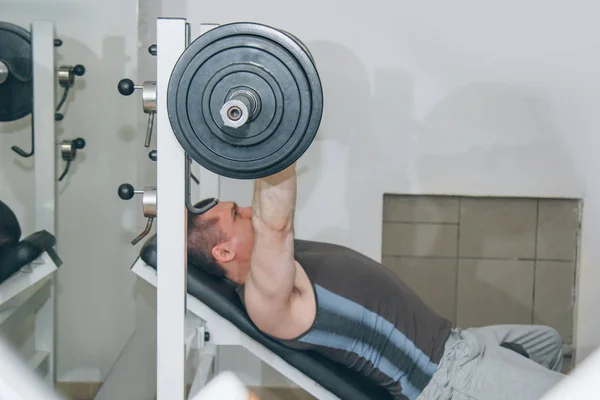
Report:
131,217,154,245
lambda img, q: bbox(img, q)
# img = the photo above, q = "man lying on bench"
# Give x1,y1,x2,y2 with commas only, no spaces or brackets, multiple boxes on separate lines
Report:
186,164,565,400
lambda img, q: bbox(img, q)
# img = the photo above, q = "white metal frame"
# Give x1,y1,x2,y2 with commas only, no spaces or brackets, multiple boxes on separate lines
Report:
132,258,339,400
96,19,223,400
32,20,58,385
0,20,59,387
156,17,188,400
0,253,59,381
152,17,339,400
153,18,338,399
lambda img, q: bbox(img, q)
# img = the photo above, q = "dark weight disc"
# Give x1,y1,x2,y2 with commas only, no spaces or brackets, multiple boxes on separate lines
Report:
168,22,323,179
202,63,283,147
280,30,315,64
0,22,33,122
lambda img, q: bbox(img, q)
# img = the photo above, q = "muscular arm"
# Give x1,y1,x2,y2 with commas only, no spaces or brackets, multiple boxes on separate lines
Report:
244,164,298,335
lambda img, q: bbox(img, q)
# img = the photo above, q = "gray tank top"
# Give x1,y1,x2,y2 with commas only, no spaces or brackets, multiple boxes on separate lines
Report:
237,239,451,400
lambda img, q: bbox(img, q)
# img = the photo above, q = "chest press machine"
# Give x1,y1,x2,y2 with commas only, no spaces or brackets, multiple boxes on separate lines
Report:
113,17,392,400
0,20,86,395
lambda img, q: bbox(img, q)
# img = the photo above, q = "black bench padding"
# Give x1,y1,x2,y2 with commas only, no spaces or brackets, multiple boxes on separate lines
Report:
1,200,59,284
0,230,58,283
0,199,21,241
139,234,392,400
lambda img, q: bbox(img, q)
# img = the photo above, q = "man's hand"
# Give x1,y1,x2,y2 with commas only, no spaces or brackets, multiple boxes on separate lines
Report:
244,164,298,336
252,163,297,234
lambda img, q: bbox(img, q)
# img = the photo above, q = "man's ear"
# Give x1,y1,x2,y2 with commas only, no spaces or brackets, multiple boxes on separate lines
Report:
212,242,235,263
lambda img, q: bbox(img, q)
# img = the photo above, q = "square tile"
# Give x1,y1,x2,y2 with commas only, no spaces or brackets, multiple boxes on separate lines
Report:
533,261,575,343
383,257,457,323
383,195,460,223
459,198,537,259
537,199,580,261
457,259,534,328
382,223,458,257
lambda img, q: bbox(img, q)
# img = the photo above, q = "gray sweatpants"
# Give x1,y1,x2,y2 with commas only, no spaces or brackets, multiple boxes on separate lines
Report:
417,325,565,400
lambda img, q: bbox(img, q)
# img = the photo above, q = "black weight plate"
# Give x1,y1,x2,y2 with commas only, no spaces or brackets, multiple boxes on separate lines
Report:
280,30,315,64
0,22,33,122
203,63,283,147
168,22,323,179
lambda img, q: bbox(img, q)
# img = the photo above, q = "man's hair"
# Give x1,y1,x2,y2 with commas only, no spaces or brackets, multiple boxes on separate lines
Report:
187,198,227,279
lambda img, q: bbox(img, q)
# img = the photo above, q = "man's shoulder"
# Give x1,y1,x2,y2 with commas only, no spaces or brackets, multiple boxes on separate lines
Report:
239,261,317,340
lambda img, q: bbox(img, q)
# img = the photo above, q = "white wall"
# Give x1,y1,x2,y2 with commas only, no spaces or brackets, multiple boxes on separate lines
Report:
3,0,600,389
0,0,143,382
161,0,600,372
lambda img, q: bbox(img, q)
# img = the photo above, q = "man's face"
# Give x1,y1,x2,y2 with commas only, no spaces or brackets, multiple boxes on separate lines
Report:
204,201,253,282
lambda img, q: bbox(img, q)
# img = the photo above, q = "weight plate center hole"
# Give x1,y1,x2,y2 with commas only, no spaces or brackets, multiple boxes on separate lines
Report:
220,99,249,128
228,106,242,121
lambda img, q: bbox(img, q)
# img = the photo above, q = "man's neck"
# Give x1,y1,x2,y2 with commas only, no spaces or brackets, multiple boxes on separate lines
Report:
227,260,250,286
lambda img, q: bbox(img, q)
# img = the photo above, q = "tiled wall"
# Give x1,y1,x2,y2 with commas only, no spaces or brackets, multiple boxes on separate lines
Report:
381,195,580,345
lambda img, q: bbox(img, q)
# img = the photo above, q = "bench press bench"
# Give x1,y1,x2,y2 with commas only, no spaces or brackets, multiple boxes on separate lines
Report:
1,200,61,289
0,200,61,384
134,233,393,400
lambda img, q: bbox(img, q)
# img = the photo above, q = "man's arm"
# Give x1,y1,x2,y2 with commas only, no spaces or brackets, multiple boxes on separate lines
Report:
244,164,297,336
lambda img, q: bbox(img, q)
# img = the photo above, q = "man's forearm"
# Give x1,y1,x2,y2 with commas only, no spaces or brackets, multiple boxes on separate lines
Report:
248,164,297,302
252,164,297,233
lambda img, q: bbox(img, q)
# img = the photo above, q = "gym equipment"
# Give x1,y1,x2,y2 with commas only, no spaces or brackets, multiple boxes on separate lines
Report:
0,20,87,165
117,183,157,245
146,149,199,183
167,22,323,180
115,151,198,246
116,43,160,148
115,76,159,244
0,197,61,387
117,78,157,147
0,22,69,388
0,22,33,122
55,63,86,119
0,201,61,285
0,21,86,123
58,138,86,181
133,234,392,400
113,19,322,400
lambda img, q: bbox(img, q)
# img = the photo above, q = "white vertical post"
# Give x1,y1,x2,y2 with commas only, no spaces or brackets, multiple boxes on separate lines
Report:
31,21,56,384
32,21,56,236
156,18,188,400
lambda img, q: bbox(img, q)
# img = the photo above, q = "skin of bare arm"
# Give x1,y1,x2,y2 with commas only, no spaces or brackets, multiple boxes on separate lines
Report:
243,164,300,337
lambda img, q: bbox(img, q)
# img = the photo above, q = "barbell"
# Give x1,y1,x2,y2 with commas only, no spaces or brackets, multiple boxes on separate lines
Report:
167,22,323,180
